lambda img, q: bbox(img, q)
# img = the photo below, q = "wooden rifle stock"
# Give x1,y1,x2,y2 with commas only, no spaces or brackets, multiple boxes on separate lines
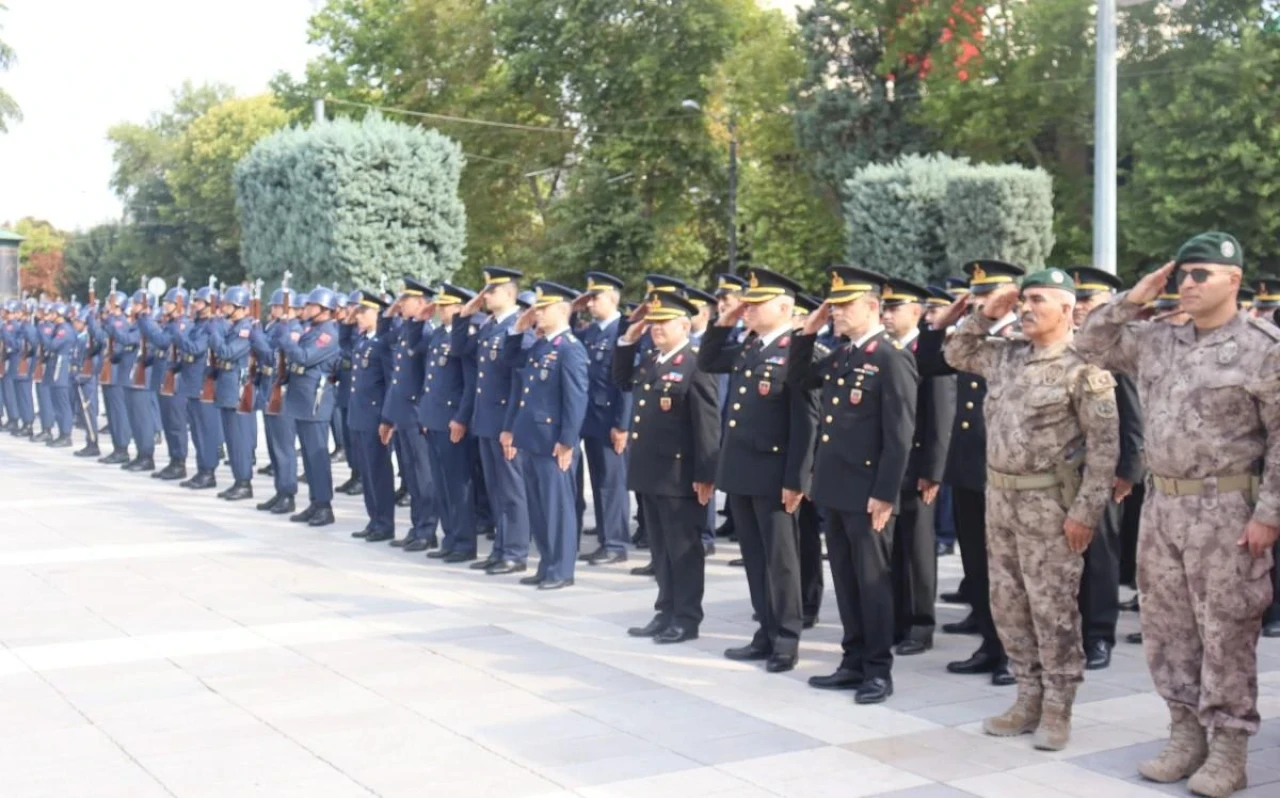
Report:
99,332,114,384
131,310,149,388
237,295,262,413
80,286,97,377
265,290,288,415
200,297,220,403
0,338,6,379
32,344,45,382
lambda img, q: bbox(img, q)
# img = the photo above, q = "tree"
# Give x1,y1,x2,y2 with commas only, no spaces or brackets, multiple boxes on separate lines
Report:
11,217,66,297
61,223,138,301
0,3,20,133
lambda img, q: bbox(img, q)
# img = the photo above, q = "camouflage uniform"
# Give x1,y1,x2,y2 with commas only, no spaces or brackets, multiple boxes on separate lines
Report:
1076,298,1280,735
945,313,1119,724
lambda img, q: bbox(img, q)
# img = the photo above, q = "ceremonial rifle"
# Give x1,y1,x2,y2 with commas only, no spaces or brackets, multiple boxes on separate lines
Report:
131,275,149,387
80,276,97,377
237,279,263,413
159,277,185,397
98,277,118,384
265,271,291,416
200,275,218,402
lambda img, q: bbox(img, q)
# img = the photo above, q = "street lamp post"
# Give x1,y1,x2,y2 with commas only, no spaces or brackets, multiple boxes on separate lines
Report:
1094,0,1118,275
684,100,739,274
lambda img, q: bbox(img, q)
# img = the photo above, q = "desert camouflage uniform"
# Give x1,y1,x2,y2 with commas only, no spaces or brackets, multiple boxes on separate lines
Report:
945,313,1119,699
1076,297,1280,734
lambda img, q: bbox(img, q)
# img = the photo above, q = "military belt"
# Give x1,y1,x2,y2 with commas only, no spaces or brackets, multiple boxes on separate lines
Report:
987,469,1059,491
1150,473,1257,499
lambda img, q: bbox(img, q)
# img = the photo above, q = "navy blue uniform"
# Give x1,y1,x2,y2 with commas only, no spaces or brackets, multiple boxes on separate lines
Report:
0,318,17,426
33,319,56,435
349,320,396,536
11,320,36,429
141,314,191,465
577,316,632,555
504,328,589,583
110,316,157,460
94,314,132,452
37,320,76,439
280,319,341,505
417,322,476,555
210,317,258,482
455,310,530,564
179,317,226,476
258,318,300,498
382,318,439,543
332,322,355,469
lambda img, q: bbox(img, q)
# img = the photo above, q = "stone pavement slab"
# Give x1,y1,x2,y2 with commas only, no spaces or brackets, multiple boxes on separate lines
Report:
0,434,1276,797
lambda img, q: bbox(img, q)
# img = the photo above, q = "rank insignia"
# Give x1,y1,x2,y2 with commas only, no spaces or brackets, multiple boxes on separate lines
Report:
778,336,790,348
850,389,863,405
865,340,878,354
1218,340,1238,365
553,336,562,346
660,396,672,412
758,379,771,396
540,368,549,381
674,354,683,365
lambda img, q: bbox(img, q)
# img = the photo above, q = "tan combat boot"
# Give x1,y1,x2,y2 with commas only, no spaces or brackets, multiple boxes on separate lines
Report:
982,682,1042,737
1187,727,1248,797
1032,687,1075,751
1137,704,1208,783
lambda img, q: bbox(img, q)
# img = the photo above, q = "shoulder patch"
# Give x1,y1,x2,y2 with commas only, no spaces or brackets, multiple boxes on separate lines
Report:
865,340,878,354
239,328,250,338
1095,398,1117,418
1085,369,1117,393
1247,315,1280,341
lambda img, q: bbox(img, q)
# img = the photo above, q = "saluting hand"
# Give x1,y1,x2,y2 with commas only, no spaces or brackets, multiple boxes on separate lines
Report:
626,302,649,325
933,294,971,330
461,291,485,317
715,302,746,328
800,302,830,337
1127,261,1176,306
982,284,1020,321
619,320,649,345
514,307,537,333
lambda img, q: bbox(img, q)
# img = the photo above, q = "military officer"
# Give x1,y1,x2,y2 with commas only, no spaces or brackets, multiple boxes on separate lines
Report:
0,301,18,433
1066,266,1146,671
69,303,102,458
254,288,301,515
280,286,343,527
335,294,364,495
941,268,1119,751
711,274,748,560
28,304,56,444
111,290,158,472
699,267,818,674
1249,275,1280,320
503,281,589,589
790,267,917,704
10,300,37,438
455,266,531,574
93,291,133,461
36,302,76,448
616,290,720,643
917,259,1026,687
347,290,397,542
880,277,953,656
208,285,257,500
1077,234,1279,795
418,282,479,562
572,271,632,566
178,285,225,489
791,293,829,629
330,291,351,466
684,284,720,555
379,277,440,549
140,286,190,479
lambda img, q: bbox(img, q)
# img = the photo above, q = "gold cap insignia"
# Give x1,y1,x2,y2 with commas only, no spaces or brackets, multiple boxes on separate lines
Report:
971,264,987,282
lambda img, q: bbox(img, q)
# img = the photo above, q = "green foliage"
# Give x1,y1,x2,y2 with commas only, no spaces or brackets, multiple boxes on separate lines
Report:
61,223,135,301
943,164,1056,269
234,113,467,289
13,217,65,262
0,3,20,133
844,154,966,283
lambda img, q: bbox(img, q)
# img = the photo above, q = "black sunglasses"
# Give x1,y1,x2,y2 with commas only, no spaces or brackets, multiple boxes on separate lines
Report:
1177,267,1229,285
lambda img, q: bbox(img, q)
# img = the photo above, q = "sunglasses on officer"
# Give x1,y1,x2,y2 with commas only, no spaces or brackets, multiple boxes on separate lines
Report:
1177,266,1235,284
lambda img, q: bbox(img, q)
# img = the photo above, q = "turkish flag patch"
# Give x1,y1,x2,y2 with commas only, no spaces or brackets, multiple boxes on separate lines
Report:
865,340,878,354
673,354,683,365
317,333,332,346
290,332,301,342
55,329,65,338
553,336,562,346
238,328,250,338
778,336,790,348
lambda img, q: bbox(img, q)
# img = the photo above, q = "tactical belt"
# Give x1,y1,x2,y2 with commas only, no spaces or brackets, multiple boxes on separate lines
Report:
1150,473,1257,499
987,469,1058,491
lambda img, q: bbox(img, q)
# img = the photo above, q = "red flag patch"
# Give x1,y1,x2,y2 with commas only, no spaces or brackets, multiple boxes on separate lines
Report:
673,354,683,365
553,336,562,346
290,331,301,342
318,333,332,346
865,340,878,354
778,336,790,349
239,328,250,338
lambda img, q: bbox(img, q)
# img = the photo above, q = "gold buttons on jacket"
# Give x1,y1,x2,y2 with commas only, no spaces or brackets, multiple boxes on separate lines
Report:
970,381,979,389
865,460,872,466
729,420,737,428
733,403,741,410
634,415,641,423
638,399,646,407
837,378,845,386
821,434,830,443
825,415,833,423
965,401,973,409
744,370,752,378
739,386,746,394
961,421,970,429
832,397,839,405
632,432,639,440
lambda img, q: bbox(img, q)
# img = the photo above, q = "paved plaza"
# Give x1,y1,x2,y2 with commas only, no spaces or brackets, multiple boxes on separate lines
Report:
0,435,1277,798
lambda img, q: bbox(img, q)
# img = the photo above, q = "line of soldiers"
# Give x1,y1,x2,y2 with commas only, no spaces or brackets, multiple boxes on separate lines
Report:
1,238,1276,793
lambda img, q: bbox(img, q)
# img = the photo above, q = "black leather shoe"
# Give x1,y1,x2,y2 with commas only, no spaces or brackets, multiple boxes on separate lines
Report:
579,546,604,562
74,444,101,458
426,548,451,559
99,450,130,465
404,538,433,553
1085,639,1113,670
444,550,477,564
728,558,745,567
808,669,862,690
270,495,296,515
538,578,574,591
855,678,893,704
803,616,818,630
991,662,1015,686
724,644,771,662
329,447,345,463
307,505,335,527
942,613,979,635
629,562,655,576
518,574,543,586
895,639,932,656
1119,595,1140,612
47,435,72,448
364,531,394,543
396,490,411,508
124,455,155,472
589,549,627,565
940,591,965,604
257,494,282,512
220,481,253,501
351,529,371,539
703,542,716,556
156,463,186,481
257,463,274,476
1125,631,1143,645
290,503,319,523
335,476,359,494
947,650,1000,675
183,471,217,490
653,625,696,643
31,430,53,444
471,555,500,571
766,654,797,673
936,541,955,556
628,617,670,638
389,538,409,548
480,525,496,540
486,560,527,575
342,479,364,496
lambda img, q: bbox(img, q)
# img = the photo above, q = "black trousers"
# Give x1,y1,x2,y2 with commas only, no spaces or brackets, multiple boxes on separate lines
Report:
1266,541,1280,625
824,506,895,681
1079,497,1122,647
954,487,1004,658
728,493,802,656
1118,483,1145,588
641,493,705,629
798,498,824,623
893,490,937,643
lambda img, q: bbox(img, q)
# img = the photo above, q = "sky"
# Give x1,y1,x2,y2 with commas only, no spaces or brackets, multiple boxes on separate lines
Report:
0,0,321,232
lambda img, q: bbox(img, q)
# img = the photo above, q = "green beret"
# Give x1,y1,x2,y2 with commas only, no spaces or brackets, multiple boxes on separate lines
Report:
1174,232,1243,268
1019,268,1075,293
